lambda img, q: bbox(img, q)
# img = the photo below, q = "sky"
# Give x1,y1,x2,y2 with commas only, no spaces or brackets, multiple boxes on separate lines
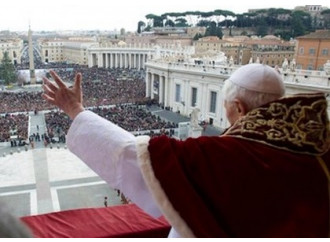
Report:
1,0,329,32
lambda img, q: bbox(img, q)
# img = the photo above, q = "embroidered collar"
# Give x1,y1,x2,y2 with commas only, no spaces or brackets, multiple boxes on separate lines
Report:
224,93,330,155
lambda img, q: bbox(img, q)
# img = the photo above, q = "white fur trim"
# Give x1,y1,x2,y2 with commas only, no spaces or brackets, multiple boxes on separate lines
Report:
135,136,195,238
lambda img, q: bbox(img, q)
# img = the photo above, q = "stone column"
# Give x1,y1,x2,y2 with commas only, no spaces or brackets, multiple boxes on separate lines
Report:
164,75,169,107
98,53,103,67
159,76,164,105
136,54,139,70
134,54,137,69
139,54,142,70
127,53,131,68
105,53,109,68
111,53,115,68
109,53,112,68
141,54,145,69
151,73,155,99
88,53,94,67
115,53,118,68
146,72,151,98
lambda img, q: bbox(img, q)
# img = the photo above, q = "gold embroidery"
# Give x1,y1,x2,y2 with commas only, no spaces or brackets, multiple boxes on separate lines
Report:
226,93,330,155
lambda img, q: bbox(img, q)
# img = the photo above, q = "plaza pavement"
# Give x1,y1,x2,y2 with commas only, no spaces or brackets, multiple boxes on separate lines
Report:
0,111,121,218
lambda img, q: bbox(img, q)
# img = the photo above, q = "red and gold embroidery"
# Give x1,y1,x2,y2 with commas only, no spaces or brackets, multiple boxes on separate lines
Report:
225,93,330,155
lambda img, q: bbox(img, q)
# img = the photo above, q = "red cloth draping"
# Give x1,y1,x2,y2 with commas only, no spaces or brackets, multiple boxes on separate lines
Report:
21,204,170,238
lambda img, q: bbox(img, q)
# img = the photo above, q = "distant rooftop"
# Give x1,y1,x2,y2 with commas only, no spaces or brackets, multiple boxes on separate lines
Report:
297,30,330,39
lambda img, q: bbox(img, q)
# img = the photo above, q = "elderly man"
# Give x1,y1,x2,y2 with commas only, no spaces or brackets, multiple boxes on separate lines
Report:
42,64,330,238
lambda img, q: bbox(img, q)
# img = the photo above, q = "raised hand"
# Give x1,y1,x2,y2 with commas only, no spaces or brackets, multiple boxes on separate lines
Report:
42,70,84,120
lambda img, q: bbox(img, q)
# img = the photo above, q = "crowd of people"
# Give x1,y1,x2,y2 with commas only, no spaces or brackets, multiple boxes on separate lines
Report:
91,105,177,132
1,67,147,114
0,113,28,143
43,104,177,141
0,65,174,145
0,91,53,114
44,111,71,143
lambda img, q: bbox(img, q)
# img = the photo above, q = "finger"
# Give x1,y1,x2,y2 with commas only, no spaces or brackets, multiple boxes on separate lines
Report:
49,70,67,89
74,73,82,90
41,93,56,105
42,84,55,98
43,77,58,92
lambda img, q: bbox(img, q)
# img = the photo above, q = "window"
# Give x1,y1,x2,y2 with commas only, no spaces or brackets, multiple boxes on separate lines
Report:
299,47,304,55
322,49,329,56
210,91,217,113
309,48,316,56
191,87,197,107
175,84,181,102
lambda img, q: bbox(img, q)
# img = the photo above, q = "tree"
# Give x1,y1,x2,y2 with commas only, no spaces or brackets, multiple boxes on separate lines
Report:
290,11,311,37
0,51,16,85
256,18,268,37
137,21,146,33
144,25,151,32
165,19,175,27
193,33,203,40
205,21,223,38
197,20,211,27
145,14,164,28
321,9,330,29
140,8,314,38
175,18,188,27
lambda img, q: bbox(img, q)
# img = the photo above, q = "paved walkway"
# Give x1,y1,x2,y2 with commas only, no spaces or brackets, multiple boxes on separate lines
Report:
29,112,54,214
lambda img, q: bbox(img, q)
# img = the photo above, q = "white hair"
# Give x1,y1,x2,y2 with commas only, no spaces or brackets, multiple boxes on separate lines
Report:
222,79,284,112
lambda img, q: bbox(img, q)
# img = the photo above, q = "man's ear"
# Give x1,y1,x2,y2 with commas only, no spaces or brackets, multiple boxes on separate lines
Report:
233,99,248,116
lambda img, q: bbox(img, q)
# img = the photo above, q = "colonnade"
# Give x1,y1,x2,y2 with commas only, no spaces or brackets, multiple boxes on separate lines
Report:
145,72,170,107
89,51,149,70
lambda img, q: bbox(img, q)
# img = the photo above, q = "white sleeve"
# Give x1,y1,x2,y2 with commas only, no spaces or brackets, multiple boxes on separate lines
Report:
66,110,162,217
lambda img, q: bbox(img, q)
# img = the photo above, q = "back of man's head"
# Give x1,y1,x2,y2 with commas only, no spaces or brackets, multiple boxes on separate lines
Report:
223,64,285,111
